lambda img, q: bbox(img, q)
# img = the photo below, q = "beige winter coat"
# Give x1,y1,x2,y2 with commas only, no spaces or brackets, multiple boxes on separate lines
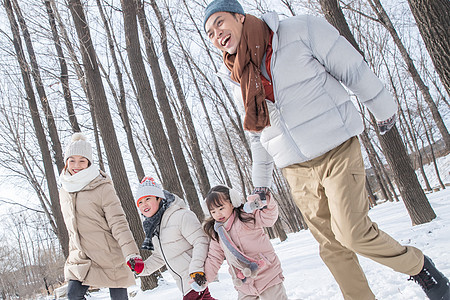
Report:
139,196,210,296
59,171,139,288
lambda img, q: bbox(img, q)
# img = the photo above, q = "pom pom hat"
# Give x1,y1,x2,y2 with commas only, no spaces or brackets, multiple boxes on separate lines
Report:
203,0,245,31
64,132,93,163
135,177,166,207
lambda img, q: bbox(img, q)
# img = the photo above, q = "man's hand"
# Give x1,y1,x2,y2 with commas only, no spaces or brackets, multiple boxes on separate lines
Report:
377,114,396,135
126,255,144,275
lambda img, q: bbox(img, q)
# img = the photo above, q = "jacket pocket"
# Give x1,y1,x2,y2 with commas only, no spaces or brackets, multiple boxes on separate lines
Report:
255,252,271,274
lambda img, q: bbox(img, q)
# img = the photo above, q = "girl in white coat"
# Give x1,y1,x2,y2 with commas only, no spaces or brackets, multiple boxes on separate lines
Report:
135,176,216,300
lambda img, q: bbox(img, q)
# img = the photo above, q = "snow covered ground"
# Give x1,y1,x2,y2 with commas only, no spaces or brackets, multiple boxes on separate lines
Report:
84,186,450,300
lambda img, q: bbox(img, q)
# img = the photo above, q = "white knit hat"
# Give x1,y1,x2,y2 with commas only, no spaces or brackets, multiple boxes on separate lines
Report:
135,177,166,206
64,133,93,163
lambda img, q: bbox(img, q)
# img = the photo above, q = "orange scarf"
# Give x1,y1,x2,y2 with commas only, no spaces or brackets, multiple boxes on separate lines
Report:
223,14,272,132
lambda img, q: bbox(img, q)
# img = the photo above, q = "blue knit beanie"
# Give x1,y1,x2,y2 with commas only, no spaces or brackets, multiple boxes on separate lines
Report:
203,0,245,31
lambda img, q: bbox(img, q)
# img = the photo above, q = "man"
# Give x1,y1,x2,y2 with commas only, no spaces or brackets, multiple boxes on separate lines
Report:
203,1,450,299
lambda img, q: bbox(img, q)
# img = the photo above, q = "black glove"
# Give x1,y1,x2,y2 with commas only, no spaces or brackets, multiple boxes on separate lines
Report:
190,272,207,286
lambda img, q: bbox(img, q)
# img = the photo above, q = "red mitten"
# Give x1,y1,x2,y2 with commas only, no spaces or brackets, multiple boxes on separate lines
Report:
127,255,144,274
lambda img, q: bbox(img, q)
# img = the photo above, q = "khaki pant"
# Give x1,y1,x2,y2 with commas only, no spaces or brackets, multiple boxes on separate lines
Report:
237,282,288,300
282,137,424,300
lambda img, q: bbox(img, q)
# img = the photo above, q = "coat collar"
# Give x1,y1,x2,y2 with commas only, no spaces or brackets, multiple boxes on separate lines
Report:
159,194,187,227
261,12,280,52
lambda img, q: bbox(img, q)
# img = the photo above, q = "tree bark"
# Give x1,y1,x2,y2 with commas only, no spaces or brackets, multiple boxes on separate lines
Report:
166,7,233,188
181,0,252,158
48,0,105,170
318,0,436,224
377,126,436,224
11,0,65,173
368,0,450,152
4,0,69,257
95,0,145,181
407,0,450,97
119,0,184,200
134,0,204,220
148,0,211,198
67,0,150,288
43,0,80,133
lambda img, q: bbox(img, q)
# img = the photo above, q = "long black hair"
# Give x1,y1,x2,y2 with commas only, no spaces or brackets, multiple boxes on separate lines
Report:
203,185,254,241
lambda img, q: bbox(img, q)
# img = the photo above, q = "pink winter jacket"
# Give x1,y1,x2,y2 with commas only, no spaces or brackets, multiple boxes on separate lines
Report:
204,196,284,296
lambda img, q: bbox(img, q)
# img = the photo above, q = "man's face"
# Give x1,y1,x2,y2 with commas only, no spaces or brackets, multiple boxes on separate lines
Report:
205,12,245,54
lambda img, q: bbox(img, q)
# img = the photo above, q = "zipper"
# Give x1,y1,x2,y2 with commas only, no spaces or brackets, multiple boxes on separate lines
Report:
157,225,185,295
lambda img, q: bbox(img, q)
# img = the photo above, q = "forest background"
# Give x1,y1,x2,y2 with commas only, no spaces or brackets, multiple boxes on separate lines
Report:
0,0,448,298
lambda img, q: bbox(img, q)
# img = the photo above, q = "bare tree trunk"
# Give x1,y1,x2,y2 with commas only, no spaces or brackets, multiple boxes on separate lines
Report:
416,93,446,191
365,176,377,207
181,0,252,158
95,0,145,181
166,7,232,188
381,54,432,192
49,0,105,170
377,126,436,224
360,132,391,201
134,0,203,220
67,0,151,290
4,0,69,257
148,0,211,198
216,106,247,193
119,0,184,202
406,88,432,191
368,0,450,152
43,0,80,133
407,0,450,97
318,0,436,224
11,0,65,173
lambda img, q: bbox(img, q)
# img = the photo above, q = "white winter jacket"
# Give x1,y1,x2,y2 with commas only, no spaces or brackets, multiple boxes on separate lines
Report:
139,196,209,296
223,12,397,187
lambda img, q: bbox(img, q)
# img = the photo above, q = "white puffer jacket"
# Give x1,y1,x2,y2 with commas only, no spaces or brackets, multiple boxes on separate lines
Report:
139,196,209,296
224,12,397,187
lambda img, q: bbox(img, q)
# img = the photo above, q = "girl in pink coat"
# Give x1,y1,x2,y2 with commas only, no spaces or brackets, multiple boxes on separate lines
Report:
203,185,288,300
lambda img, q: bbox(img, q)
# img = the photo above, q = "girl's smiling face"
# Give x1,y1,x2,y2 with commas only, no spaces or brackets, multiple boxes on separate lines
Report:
66,155,89,175
209,198,234,223
138,196,161,218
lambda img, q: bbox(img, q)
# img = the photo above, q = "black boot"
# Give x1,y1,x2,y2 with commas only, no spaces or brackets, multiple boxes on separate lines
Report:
409,255,450,300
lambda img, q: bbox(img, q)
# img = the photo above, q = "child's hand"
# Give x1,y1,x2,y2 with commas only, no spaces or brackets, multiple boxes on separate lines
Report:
190,272,207,292
126,254,144,275
243,192,268,213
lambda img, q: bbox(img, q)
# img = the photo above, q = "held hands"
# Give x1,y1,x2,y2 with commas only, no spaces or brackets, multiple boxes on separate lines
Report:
126,254,144,275
190,272,207,292
243,188,269,213
377,113,396,135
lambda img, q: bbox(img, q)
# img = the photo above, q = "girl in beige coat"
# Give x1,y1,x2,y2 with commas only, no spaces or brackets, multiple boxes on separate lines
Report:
59,133,141,300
